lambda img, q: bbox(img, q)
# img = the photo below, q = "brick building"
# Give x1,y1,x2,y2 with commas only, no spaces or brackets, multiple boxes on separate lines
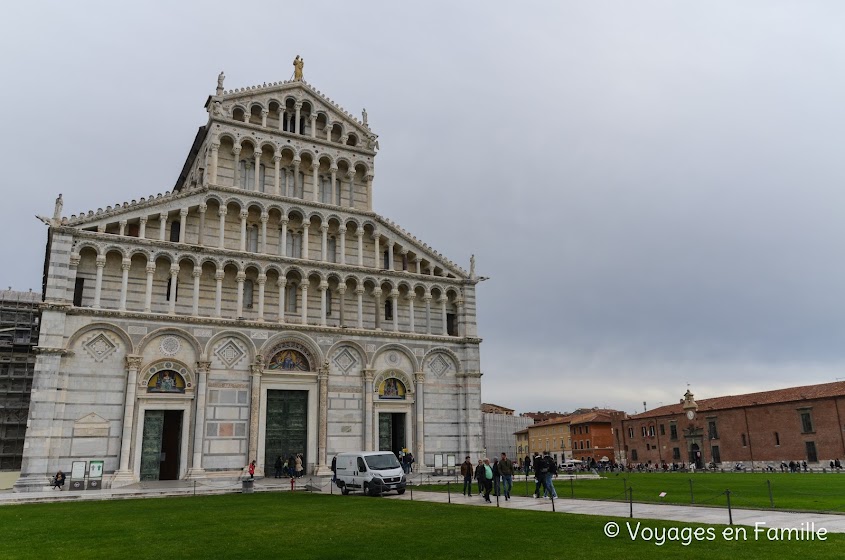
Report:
569,410,616,465
612,382,845,469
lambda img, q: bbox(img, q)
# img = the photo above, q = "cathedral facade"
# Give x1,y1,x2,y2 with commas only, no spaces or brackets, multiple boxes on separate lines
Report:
16,70,483,489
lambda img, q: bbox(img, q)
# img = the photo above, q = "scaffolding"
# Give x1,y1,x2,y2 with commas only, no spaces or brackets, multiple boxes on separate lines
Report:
0,289,40,471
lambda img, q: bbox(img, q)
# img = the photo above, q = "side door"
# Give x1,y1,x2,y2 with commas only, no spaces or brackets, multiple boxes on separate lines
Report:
354,456,368,492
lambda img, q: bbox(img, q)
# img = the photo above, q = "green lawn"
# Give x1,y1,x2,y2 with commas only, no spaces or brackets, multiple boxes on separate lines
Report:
0,492,842,559
420,472,845,512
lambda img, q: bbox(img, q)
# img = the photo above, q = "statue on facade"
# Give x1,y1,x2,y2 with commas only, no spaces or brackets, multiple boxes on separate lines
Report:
54,194,63,223
469,254,476,278
293,56,304,81
216,71,225,95
362,108,368,127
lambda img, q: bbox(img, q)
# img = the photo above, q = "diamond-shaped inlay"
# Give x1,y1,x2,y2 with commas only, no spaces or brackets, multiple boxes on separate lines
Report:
84,333,117,363
429,354,451,377
215,339,246,368
332,348,358,375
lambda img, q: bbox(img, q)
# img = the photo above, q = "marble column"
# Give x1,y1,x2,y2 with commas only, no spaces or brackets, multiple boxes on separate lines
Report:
391,291,399,332
178,209,188,243
119,258,131,311
414,257,422,275
310,114,317,139
93,256,106,309
248,362,263,473
320,225,328,262
365,174,374,211
319,280,328,326
235,272,245,318
144,264,155,313
261,109,268,127
198,204,207,246
277,278,287,324
407,294,416,333
209,142,219,184
187,359,211,478
317,363,329,472
387,243,394,271
355,287,364,329
311,163,319,203
356,230,364,266
372,233,381,269
257,273,266,322
329,167,337,205
218,208,227,249
414,372,426,467
67,253,80,304
273,155,281,195
139,217,147,239
293,160,301,197
158,212,167,241
339,227,347,265
299,283,308,324
239,211,248,251
337,285,346,326
373,289,382,330
279,218,288,256
260,213,268,253
440,297,448,335
232,146,242,187
214,270,224,317
191,269,201,316
294,102,301,134
423,293,432,334
168,265,179,315
456,299,465,337
363,369,374,450
118,220,126,236
112,355,143,486
302,224,310,260
254,152,262,192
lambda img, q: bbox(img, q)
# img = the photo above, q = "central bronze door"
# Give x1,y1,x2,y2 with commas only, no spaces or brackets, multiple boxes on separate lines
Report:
264,390,308,475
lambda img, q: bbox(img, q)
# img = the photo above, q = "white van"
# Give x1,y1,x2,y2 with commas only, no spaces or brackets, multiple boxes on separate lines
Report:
334,451,407,496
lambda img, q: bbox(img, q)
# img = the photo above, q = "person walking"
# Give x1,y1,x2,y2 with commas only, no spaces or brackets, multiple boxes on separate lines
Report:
460,455,474,496
532,453,545,498
543,453,558,499
524,455,531,477
274,455,283,478
474,459,485,496
492,459,501,497
248,460,256,480
295,454,304,478
331,455,337,483
482,458,494,503
499,452,514,500
287,454,296,477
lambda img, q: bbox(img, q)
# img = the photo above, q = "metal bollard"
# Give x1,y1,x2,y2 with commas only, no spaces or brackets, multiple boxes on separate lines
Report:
570,477,574,498
447,481,451,504
290,477,295,492
551,495,555,512
767,480,774,509
726,490,733,525
628,487,633,518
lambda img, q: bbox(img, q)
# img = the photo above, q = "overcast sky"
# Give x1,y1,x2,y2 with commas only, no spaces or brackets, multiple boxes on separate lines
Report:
3,1,845,415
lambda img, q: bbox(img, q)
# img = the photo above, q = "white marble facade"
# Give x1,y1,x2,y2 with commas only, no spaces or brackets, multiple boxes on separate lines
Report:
15,74,484,490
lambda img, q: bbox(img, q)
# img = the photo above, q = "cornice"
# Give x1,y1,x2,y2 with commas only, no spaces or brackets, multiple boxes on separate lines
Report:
65,307,482,346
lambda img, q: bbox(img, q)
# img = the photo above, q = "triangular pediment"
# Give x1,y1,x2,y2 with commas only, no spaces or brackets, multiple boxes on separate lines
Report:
75,413,109,426
213,79,374,140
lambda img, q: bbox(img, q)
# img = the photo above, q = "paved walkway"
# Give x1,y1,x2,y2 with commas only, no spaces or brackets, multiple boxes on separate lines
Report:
3,477,844,534
384,490,845,533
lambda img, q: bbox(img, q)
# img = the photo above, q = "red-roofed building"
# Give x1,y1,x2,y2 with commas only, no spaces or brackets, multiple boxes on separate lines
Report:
611,382,845,469
569,411,616,465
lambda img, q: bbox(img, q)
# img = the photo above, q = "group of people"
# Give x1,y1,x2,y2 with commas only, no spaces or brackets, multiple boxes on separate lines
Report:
460,452,515,503
272,454,304,478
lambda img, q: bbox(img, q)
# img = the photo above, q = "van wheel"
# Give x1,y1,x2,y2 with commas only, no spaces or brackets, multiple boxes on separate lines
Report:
341,486,349,495
363,482,370,496
397,488,406,495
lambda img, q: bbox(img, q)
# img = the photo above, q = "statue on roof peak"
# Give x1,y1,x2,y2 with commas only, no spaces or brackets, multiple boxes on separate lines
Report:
216,71,225,95
293,56,304,81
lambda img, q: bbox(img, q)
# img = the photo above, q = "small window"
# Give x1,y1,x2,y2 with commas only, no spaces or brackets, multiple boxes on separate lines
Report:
247,225,259,252
741,433,747,447
585,425,590,434
628,427,634,439
357,457,367,472
672,447,680,460
711,445,721,464
670,424,678,440
631,450,638,461
326,288,332,316
258,163,266,193
244,279,254,309
648,426,655,437
73,278,85,307
285,284,297,313
586,440,590,449
800,412,814,433
774,431,780,446
447,313,457,336
166,279,178,302
641,426,647,437
708,420,718,440
384,299,393,320
327,237,337,263
169,220,181,242
660,424,665,436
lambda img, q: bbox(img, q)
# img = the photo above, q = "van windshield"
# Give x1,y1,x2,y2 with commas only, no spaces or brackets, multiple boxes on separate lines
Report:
365,453,401,470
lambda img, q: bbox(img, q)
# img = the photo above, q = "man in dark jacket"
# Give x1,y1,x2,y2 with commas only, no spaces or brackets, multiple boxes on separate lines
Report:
474,460,485,496
460,456,474,496
542,453,558,499
499,452,514,500
492,459,501,496
532,453,546,498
